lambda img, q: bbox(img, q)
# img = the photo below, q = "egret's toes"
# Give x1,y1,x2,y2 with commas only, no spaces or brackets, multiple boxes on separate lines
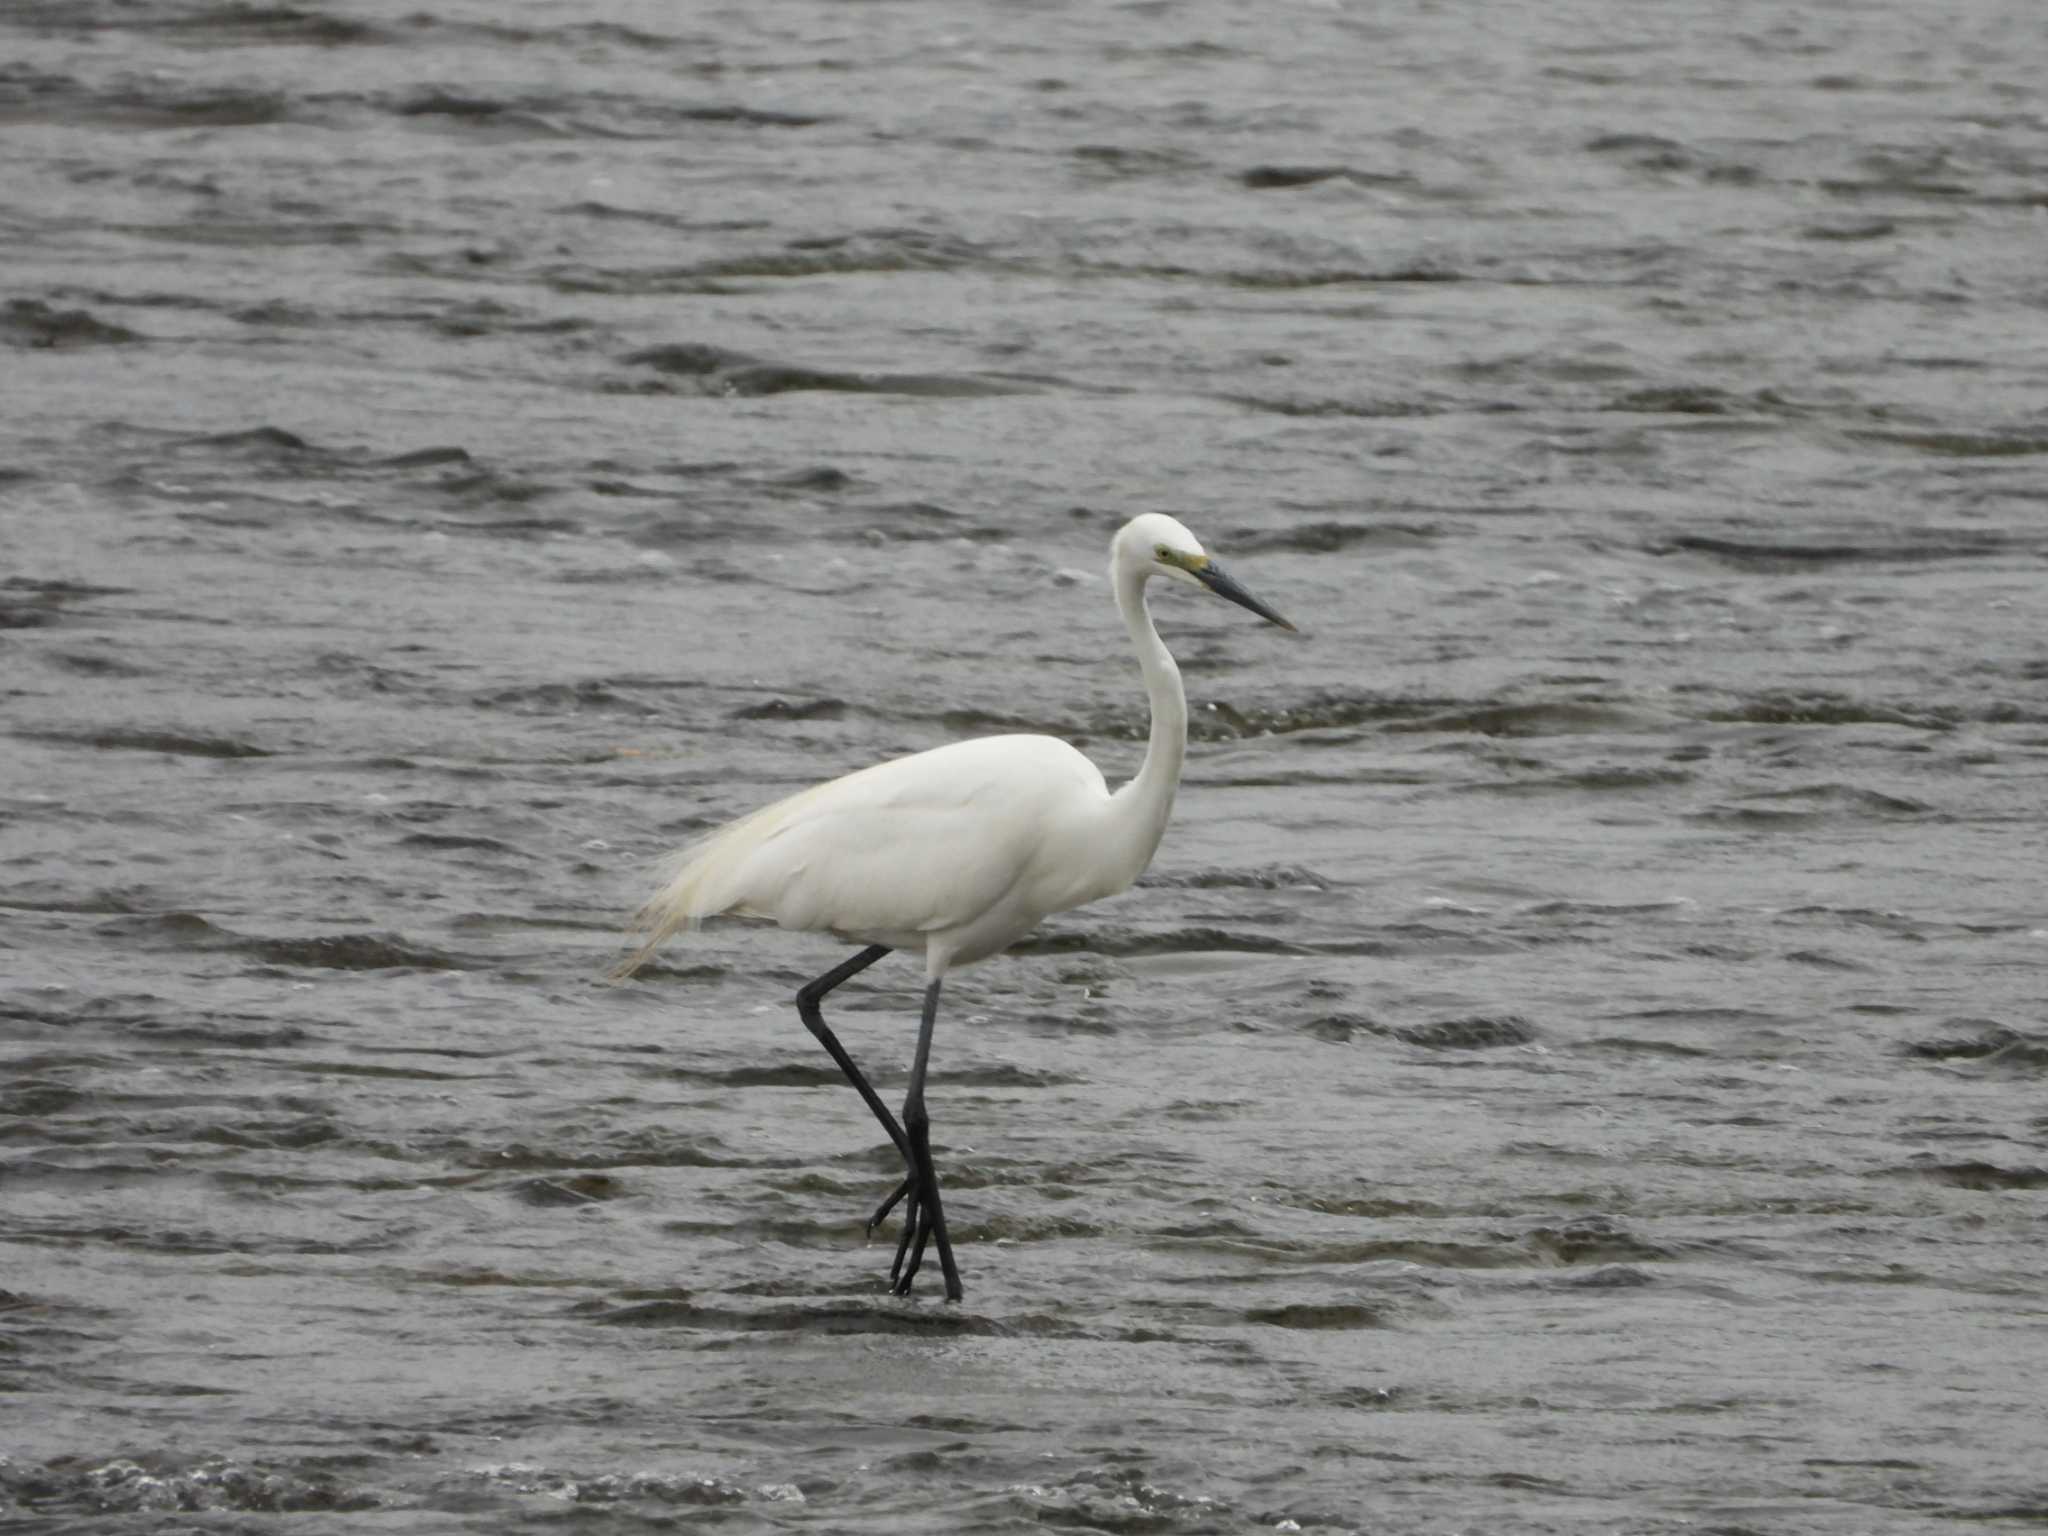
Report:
897,1196,929,1294
894,1218,934,1296
895,1200,934,1294
866,1175,912,1236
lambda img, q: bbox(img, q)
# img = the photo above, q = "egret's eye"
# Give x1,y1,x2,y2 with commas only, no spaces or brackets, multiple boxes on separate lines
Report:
1154,544,1172,560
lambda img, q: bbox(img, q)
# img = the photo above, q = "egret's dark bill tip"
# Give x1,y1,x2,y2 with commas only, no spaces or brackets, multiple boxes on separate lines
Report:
1197,561,1296,633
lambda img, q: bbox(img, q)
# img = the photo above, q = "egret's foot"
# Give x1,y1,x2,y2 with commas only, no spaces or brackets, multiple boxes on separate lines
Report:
866,1175,911,1236
876,1122,962,1302
881,1160,962,1302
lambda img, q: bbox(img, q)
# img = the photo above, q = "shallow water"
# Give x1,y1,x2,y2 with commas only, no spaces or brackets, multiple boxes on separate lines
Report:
4,1,2048,1530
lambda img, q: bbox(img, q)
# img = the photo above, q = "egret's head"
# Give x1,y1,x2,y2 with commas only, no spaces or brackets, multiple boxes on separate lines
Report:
1113,513,1296,631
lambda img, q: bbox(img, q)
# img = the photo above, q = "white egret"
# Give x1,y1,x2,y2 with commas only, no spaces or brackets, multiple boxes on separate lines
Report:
616,514,1295,1300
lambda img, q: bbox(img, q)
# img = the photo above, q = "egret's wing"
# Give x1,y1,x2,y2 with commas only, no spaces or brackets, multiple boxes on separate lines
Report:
731,739,1088,935
617,735,1106,973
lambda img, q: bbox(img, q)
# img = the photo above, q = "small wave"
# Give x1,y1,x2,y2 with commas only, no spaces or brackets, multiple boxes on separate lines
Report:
1164,690,1453,740
99,913,474,970
255,932,474,971
623,340,1034,399
1014,925,1306,958
0,67,291,129
170,424,328,460
1803,217,1903,241
1069,252,1466,289
11,1218,408,1257
1460,764,1694,797
1212,700,1646,741
28,3,395,47
1691,784,1934,825
1656,531,2012,567
1584,131,1692,168
1070,143,1203,180
0,1078,89,1117
1524,899,1696,921
1892,1158,2048,1191
516,1174,631,1207
1244,1301,1396,1330
1138,863,1333,890
0,1454,377,1517
613,957,729,984
1301,1013,1377,1044
375,86,825,138
964,1211,1106,1243
398,832,527,856
588,1298,1011,1336
105,425,561,522
1585,131,1763,188
1396,1015,1537,1050
2,298,141,349
390,87,527,121
462,1133,755,1172
1004,1466,1237,1531
1700,692,1953,730
1239,163,1416,192
561,199,771,234
1,576,132,630
139,1019,312,1049
470,679,653,716
378,444,471,468
197,1116,341,1151
1226,518,1437,551
1900,1023,2018,1061
1849,428,2048,458
1604,384,1781,416
1301,1013,1535,1049
889,703,1082,739
458,1461,805,1510
145,4,392,46
728,696,849,722
662,227,991,280
1579,1035,1714,1058
1892,1028,2048,1073
16,727,272,759
556,229,996,293
762,464,857,492
1563,1264,1660,1289
1522,1218,1675,1266
1221,392,1442,419
43,648,150,674
1769,787,1934,817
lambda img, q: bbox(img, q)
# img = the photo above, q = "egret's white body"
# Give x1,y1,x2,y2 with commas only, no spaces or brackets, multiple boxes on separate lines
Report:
636,732,1132,966
618,513,1292,1299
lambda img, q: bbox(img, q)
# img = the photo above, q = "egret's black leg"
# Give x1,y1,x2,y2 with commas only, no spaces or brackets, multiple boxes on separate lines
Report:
797,946,920,1242
796,945,908,1164
892,976,962,1301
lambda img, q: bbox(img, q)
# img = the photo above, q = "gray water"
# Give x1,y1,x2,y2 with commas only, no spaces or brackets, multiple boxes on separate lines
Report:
4,1,2047,1530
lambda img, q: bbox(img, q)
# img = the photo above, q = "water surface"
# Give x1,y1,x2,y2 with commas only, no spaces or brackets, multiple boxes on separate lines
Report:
4,2,2047,1530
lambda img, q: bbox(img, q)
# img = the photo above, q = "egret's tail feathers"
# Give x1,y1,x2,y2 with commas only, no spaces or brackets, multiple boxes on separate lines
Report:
609,800,792,981
609,880,699,982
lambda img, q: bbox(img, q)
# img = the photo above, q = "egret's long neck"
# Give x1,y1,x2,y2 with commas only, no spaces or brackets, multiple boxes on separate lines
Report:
1107,565,1187,877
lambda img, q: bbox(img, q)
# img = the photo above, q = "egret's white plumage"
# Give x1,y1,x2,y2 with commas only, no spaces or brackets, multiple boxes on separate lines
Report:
626,732,1120,966
616,512,1293,1299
